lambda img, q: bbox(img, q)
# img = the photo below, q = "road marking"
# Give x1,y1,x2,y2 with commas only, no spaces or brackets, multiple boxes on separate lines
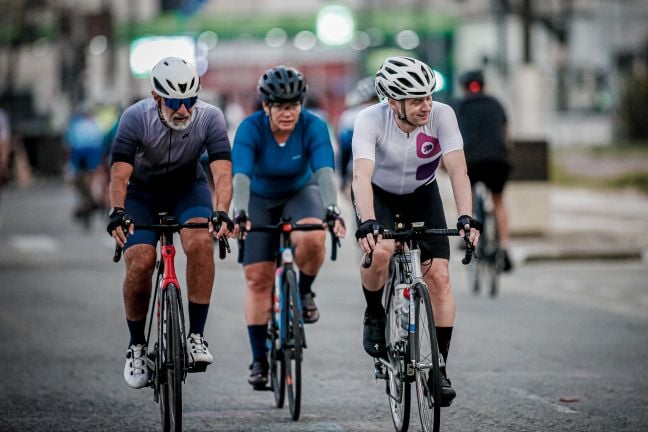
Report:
510,387,578,414
9,235,58,253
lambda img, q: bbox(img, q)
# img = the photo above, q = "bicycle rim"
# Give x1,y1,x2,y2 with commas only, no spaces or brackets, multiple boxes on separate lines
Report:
284,271,302,421
160,284,184,432
269,307,285,408
385,279,410,432
413,284,441,432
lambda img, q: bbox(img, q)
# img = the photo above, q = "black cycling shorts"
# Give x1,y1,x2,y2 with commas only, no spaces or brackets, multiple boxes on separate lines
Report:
467,161,511,194
354,180,450,262
242,181,324,265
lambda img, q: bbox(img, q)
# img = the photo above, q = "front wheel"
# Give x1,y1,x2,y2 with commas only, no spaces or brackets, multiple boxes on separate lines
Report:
384,279,410,432
269,291,286,408
159,283,184,432
412,283,441,432
284,270,302,421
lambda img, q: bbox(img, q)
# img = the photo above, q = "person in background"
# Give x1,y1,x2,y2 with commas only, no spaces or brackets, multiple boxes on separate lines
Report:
63,103,106,222
336,76,380,193
231,65,345,389
452,69,513,271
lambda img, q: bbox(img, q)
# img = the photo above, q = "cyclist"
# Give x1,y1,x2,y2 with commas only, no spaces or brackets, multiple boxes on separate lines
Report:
63,103,105,223
336,76,379,192
231,65,346,389
107,57,234,389
452,69,513,271
352,56,480,406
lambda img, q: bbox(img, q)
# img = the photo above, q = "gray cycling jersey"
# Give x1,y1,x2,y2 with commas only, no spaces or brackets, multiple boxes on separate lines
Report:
111,98,231,188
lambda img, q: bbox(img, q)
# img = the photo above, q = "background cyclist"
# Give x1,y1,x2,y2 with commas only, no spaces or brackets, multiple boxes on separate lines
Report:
452,69,513,271
231,65,345,390
107,57,234,389
336,76,379,194
352,56,480,407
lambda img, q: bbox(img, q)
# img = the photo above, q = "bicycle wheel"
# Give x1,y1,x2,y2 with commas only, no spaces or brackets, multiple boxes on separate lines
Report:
482,210,500,298
384,278,411,432
269,291,285,408
412,283,441,432
159,283,184,432
283,270,302,421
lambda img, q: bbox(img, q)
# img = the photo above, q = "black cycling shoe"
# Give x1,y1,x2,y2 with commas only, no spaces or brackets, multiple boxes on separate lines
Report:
429,368,456,407
501,249,513,272
301,292,320,324
363,309,386,357
247,361,269,390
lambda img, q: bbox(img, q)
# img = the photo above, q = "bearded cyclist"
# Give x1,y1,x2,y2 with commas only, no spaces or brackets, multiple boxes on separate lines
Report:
352,56,480,407
107,57,234,389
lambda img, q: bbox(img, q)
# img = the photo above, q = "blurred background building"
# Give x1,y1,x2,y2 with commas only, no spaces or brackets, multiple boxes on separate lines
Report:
1,0,647,183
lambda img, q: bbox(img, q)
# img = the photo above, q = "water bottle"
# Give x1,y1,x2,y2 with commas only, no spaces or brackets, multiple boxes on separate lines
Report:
274,268,282,320
396,284,410,338
400,286,410,337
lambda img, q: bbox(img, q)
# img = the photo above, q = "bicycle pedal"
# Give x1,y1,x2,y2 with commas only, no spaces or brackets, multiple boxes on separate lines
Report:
187,362,208,373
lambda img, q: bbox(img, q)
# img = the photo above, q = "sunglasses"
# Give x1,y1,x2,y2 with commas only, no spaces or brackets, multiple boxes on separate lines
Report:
164,96,198,111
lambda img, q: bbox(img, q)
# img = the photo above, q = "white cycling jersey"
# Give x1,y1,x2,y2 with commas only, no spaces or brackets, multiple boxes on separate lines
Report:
352,101,463,195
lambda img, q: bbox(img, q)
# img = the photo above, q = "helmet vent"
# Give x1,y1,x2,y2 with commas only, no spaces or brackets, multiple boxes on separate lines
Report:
166,79,177,92
153,78,170,96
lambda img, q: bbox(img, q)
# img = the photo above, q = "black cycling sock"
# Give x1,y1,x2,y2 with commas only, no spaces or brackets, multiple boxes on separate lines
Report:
436,326,453,363
363,286,384,315
127,317,147,347
188,302,210,336
247,324,268,364
299,271,316,295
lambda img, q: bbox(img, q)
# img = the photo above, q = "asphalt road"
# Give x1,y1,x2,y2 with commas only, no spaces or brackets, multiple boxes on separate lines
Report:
1,180,647,431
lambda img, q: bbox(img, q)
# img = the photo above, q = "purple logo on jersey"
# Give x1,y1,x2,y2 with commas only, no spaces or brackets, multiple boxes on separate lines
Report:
416,133,440,159
416,133,441,180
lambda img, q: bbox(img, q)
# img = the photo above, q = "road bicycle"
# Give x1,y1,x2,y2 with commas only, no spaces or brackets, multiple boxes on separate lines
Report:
238,217,339,421
363,221,474,432
469,181,502,297
113,213,229,432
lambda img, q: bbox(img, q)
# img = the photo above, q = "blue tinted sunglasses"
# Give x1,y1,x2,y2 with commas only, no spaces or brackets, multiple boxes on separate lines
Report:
164,96,198,111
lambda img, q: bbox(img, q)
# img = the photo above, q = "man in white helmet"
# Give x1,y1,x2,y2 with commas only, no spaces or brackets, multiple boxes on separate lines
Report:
352,56,481,406
107,57,234,388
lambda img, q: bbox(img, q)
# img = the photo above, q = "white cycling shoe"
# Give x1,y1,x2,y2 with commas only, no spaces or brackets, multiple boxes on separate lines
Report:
124,344,149,389
187,333,213,366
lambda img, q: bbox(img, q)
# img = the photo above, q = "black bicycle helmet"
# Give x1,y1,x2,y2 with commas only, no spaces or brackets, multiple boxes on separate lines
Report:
459,69,484,93
257,65,308,103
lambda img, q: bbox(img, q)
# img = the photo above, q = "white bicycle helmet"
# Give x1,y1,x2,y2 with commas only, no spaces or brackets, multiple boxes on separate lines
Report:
150,57,200,99
375,56,436,100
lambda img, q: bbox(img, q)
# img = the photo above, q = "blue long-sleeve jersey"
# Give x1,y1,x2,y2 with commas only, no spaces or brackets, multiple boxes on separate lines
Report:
232,110,334,199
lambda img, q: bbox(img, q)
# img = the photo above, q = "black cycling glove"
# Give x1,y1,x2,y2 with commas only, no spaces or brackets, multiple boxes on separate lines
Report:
457,214,483,233
233,210,248,228
325,205,346,229
211,210,234,232
106,207,132,236
355,219,383,240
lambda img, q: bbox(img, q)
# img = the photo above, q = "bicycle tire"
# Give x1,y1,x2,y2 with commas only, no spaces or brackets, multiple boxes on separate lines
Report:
284,270,302,421
384,276,411,432
269,290,286,408
412,283,441,432
160,283,184,432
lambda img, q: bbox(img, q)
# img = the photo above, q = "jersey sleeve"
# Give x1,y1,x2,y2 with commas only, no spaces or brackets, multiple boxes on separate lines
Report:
307,116,335,172
435,103,464,155
351,107,379,162
204,107,232,162
231,117,258,178
110,105,143,166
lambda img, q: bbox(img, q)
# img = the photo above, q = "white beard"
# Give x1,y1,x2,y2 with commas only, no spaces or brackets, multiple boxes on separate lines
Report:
162,109,194,131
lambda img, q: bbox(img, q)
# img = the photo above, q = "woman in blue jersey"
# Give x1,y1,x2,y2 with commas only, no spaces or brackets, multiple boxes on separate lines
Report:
231,66,346,389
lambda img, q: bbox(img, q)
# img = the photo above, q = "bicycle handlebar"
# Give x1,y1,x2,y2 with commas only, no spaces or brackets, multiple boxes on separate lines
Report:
237,221,340,264
112,220,231,263
361,227,474,268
